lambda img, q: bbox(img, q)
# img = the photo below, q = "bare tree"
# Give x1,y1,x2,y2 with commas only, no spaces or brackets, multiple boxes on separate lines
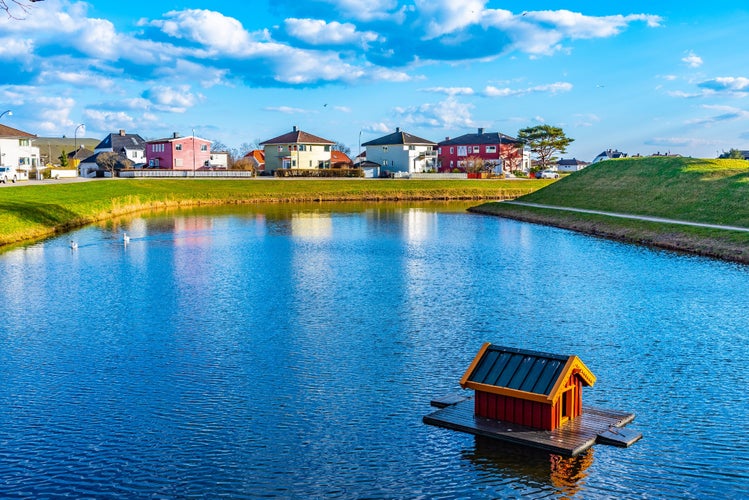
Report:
2,0,44,19
96,152,133,177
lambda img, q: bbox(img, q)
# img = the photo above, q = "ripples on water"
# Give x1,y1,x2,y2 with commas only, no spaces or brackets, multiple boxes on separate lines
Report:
0,204,748,499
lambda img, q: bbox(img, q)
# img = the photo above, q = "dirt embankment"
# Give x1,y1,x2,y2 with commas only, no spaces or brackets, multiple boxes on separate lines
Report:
469,203,749,265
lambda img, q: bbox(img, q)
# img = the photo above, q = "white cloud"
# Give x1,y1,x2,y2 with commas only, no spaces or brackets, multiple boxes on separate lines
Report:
149,9,251,55
687,104,749,126
82,109,137,131
682,51,703,68
0,37,33,59
483,82,572,97
264,106,313,114
421,86,475,96
284,18,381,46
320,0,403,22
698,76,749,93
524,11,662,39
38,70,115,90
363,122,392,134
415,0,486,39
143,85,203,113
394,96,476,128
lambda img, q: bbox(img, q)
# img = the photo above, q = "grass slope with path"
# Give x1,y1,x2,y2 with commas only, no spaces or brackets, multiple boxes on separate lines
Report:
0,178,549,248
470,156,749,263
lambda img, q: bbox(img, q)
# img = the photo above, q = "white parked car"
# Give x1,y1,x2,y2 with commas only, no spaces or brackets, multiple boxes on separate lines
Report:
537,170,560,179
0,166,28,183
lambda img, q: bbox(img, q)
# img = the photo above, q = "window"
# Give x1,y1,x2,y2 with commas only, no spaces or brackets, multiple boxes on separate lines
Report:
409,145,415,150
473,146,480,153
292,159,297,167
438,147,442,154
324,145,331,152
19,139,30,147
200,144,207,151
486,146,497,153
450,147,454,154
175,144,182,151
278,145,283,152
299,144,306,151
383,160,389,166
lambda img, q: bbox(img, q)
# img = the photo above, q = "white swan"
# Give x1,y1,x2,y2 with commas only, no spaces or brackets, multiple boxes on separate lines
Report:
123,232,130,244
70,240,78,250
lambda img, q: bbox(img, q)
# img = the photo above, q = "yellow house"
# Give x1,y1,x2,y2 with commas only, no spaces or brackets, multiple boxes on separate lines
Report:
260,126,335,173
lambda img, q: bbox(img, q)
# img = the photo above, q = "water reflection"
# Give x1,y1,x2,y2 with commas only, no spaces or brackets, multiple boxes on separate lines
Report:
465,437,593,498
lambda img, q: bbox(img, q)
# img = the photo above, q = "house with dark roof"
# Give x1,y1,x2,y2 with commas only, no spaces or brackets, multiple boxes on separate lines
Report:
259,126,335,173
438,128,526,174
556,158,589,173
460,343,596,431
95,130,146,166
592,149,627,163
361,127,437,174
0,124,40,171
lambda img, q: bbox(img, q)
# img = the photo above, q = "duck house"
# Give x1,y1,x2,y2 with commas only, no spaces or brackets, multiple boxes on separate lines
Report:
460,343,595,431
424,343,642,456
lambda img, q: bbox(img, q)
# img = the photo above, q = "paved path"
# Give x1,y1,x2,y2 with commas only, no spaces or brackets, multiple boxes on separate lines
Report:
505,201,749,233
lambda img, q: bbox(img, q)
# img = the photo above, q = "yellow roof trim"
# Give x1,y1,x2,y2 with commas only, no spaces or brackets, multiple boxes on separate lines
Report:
548,356,596,402
462,381,550,404
459,342,491,388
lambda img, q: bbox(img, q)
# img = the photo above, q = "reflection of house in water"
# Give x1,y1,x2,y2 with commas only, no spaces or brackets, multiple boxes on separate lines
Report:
403,209,438,242
173,216,215,246
291,213,333,240
463,437,594,497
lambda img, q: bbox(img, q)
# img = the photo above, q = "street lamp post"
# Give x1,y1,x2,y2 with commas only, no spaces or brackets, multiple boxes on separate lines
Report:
74,123,85,151
0,110,11,120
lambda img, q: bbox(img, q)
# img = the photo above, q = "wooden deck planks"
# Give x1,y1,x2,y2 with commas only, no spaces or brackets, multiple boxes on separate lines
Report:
423,399,638,456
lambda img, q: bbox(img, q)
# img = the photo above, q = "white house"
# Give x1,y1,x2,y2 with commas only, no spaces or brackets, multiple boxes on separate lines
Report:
0,124,40,174
208,151,229,169
592,149,627,163
94,130,147,165
556,158,589,173
362,128,437,175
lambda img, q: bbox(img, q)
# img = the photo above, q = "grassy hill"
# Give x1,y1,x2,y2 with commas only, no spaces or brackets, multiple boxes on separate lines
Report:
472,157,749,263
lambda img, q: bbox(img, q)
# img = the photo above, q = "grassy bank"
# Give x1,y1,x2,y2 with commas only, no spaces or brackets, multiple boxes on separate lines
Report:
471,157,749,263
0,178,547,246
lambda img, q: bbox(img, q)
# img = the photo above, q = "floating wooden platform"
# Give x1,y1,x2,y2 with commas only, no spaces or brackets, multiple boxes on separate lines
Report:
424,397,641,456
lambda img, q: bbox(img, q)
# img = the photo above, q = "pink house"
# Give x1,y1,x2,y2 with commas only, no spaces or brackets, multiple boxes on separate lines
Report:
146,133,212,170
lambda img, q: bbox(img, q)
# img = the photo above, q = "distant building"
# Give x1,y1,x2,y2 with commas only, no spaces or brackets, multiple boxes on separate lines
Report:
592,149,627,163
146,132,212,170
556,158,589,173
243,149,265,172
330,150,353,168
208,151,229,169
362,127,437,174
95,130,146,166
438,128,526,173
0,124,40,173
259,126,335,173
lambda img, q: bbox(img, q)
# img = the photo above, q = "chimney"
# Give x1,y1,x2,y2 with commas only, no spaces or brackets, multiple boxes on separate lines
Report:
119,129,126,136
293,125,298,132
173,132,179,139
445,137,450,141
478,127,484,135
396,127,400,133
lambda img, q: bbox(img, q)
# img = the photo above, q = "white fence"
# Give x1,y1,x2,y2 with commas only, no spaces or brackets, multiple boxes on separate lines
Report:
410,172,468,180
119,170,255,179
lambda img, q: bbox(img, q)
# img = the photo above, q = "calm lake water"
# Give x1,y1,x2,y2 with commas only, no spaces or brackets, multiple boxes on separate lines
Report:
1,202,748,499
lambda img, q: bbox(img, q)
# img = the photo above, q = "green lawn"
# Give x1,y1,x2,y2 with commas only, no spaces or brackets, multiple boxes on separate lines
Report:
0,178,546,246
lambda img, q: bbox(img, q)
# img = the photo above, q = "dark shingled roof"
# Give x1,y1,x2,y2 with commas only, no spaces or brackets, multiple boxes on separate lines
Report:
362,129,436,147
464,345,569,396
95,131,146,152
260,127,335,146
439,131,520,147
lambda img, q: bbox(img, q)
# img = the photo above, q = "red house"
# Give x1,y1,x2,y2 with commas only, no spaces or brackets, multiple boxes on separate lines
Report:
438,128,523,173
460,343,596,431
146,133,212,170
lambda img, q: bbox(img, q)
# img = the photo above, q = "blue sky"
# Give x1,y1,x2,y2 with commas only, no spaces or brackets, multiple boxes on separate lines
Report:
1,0,748,161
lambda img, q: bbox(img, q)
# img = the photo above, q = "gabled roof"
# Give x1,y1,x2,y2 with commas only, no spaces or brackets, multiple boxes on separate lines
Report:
244,149,265,163
595,149,627,159
557,158,589,166
331,150,352,164
260,127,334,146
439,129,520,147
362,128,435,147
68,147,95,160
460,343,596,404
0,124,36,139
95,131,146,151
